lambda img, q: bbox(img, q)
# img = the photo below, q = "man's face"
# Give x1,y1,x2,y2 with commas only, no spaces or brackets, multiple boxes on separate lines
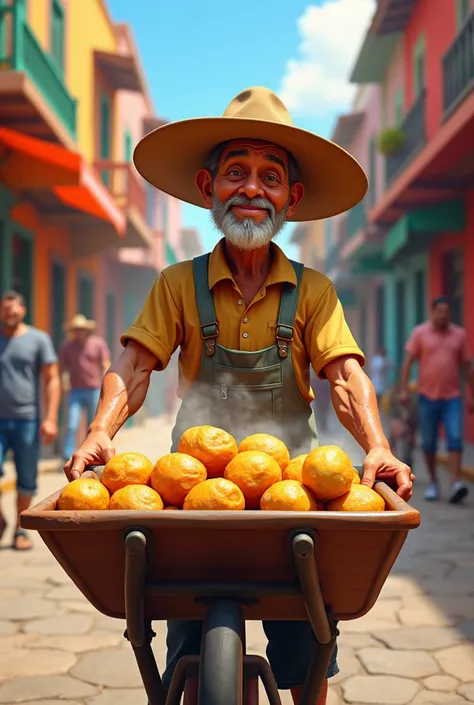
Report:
432,302,451,329
71,328,88,343
1,297,26,330
199,139,303,251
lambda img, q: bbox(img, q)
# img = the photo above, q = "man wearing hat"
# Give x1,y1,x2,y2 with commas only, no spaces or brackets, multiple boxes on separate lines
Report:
65,87,413,704
59,314,110,463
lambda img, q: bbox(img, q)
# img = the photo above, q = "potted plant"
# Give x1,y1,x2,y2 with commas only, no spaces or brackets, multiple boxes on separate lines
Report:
377,127,407,155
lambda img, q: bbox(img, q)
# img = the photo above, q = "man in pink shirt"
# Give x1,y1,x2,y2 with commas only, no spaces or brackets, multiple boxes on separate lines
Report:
401,297,474,503
59,315,110,462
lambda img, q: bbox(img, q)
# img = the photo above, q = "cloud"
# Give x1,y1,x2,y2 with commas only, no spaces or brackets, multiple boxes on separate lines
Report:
279,0,376,118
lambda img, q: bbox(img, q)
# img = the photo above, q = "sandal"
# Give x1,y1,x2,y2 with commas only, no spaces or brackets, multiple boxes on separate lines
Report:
12,528,33,551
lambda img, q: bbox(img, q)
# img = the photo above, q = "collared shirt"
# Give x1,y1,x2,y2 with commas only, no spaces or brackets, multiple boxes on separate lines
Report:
121,239,365,401
405,321,471,400
59,335,110,389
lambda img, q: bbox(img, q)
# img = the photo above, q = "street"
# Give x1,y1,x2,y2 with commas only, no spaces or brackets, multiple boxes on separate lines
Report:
0,414,473,705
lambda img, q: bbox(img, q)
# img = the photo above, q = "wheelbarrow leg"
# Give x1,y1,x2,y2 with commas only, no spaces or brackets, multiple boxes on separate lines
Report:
292,532,338,705
124,530,166,705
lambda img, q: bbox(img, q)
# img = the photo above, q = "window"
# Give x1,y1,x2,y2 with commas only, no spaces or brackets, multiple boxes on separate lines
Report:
124,129,133,162
413,34,426,99
414,269,426,325
457,0,471,28
12,232,33,324
368,136,376,207
77,272,95,320
393,88,404,126
50,260,66,350
100,91,111,186
50,0,65,71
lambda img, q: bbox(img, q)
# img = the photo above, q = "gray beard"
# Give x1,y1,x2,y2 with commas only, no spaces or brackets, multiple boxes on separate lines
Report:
210,194,288,251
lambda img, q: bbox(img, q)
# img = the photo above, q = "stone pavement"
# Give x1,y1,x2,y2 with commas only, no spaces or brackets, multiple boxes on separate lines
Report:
0,413,473,704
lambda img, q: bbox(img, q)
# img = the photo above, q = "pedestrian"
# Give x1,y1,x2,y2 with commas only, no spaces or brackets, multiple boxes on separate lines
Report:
64,87,413,705
370,346,393,406
400,296,474,503
0,290,60,550
59,314,110,462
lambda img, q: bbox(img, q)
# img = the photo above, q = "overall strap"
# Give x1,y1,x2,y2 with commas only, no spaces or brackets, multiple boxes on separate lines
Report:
276,260,304,359
193,254,218,356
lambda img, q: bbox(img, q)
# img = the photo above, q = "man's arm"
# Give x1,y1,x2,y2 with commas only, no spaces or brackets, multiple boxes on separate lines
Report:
65,340,158,479
399,351,417,397
40,363,61,443
324,355,413,499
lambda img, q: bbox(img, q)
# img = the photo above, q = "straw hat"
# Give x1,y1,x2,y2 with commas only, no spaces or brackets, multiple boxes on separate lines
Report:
64,314,96,331
134,86,368,222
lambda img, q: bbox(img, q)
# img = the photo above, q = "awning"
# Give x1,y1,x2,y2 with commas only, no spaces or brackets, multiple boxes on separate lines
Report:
331,112,365,149
95,50,142,92
0,126,81,188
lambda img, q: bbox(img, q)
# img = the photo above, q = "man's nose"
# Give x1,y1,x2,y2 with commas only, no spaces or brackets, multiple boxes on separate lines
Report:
238,170,264,199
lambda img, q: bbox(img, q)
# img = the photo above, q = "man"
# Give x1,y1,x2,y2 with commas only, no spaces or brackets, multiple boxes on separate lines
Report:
400,296,474,504
0,290,60,550
59,314,110,462
65,87,413,705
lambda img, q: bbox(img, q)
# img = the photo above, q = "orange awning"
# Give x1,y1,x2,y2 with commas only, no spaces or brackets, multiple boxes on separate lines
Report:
0,127,125,236
0,127,81,189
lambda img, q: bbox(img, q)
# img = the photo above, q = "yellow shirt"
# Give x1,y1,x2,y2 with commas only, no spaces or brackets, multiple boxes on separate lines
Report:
121,239,365,401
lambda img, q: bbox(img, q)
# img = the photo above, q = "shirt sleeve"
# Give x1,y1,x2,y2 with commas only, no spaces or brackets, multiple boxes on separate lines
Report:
405,329,420,358
38,333,58,367
460,331,472,364
305,283,365,378
120,271,184,370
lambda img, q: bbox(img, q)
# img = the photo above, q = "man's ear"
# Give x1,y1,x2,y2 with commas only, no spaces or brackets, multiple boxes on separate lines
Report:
196,169,213,207
285,181,305,218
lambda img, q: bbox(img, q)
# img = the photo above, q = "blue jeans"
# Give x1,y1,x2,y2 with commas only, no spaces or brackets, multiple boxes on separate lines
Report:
418,395,463,454
0,420,39,495
64,388,100,460
163,619,339,691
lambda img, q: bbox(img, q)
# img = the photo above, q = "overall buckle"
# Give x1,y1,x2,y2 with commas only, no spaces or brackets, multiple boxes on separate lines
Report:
200,322,218,356
276,324,294,359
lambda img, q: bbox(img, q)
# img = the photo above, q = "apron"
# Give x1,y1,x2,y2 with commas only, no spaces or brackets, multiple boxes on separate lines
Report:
171,253,318,456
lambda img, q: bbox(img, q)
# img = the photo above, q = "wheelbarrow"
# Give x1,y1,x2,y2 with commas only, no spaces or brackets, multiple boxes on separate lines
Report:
21,467,420,705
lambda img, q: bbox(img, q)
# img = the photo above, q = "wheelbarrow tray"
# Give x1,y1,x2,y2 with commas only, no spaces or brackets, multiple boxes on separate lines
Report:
21,481,419,623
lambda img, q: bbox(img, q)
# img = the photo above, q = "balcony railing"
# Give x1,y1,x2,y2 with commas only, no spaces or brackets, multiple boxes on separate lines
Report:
386,90,426,184
443,10,474,116
347,198,367,239
0,1,77,138
95,162,147,220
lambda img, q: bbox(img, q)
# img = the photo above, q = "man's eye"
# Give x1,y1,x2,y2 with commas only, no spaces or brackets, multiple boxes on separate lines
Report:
228,169,242,177
265,174,278,182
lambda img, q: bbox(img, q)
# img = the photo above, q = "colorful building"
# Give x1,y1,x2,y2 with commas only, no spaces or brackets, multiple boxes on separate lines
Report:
325,0,474,441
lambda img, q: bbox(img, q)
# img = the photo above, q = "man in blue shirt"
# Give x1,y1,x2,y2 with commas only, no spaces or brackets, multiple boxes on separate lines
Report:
0,290,61,550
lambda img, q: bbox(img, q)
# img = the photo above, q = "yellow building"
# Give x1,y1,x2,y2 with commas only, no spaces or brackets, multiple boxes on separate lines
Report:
290,220,326,271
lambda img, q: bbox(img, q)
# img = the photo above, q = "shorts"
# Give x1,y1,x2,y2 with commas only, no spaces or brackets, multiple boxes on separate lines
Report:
418,395,463,454
0,419,40,495
162,619,339,691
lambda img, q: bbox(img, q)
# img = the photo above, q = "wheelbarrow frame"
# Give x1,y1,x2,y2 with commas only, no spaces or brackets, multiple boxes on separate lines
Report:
21,470,420,705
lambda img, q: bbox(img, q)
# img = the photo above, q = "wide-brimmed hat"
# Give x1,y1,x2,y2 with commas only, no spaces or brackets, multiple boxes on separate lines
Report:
134,86,368,221
64,314,96,331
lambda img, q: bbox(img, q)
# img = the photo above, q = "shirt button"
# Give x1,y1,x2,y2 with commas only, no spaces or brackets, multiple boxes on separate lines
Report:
237,299,243,306
243,317,248,323
242,332,248,339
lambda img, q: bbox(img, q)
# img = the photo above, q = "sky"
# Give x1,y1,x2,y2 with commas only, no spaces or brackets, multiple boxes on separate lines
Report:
108,0,376,258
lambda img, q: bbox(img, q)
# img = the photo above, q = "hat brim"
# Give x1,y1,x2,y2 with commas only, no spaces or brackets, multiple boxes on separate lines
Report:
134,117,368,222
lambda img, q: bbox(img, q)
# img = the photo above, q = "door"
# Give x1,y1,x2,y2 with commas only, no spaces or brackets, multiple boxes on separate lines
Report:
50,259,66,351
442,249,464,325
77,272,95,319
11,231,33,323
395,278,406,371
105,291,116,360
414,268,426,325
100,91,111,186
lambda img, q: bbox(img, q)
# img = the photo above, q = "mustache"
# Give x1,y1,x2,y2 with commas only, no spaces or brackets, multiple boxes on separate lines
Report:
223,195,276,221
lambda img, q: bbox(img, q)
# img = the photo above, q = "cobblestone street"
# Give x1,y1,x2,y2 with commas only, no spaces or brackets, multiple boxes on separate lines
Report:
0,413,473,704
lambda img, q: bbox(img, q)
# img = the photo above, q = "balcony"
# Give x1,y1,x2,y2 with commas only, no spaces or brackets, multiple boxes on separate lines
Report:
95,161,153,249
386,90,426,183
0,1,77,142
443,11,474,117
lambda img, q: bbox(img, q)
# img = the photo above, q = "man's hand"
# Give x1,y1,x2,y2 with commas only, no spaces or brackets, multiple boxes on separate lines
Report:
361,447,415,501
64,430,115,482
40,419,58,444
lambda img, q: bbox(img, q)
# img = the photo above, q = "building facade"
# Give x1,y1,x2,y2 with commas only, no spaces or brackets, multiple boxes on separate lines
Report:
324,0,474,440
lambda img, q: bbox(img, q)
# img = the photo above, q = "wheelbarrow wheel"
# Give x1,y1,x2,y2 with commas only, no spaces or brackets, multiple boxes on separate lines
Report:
198,599,244,705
